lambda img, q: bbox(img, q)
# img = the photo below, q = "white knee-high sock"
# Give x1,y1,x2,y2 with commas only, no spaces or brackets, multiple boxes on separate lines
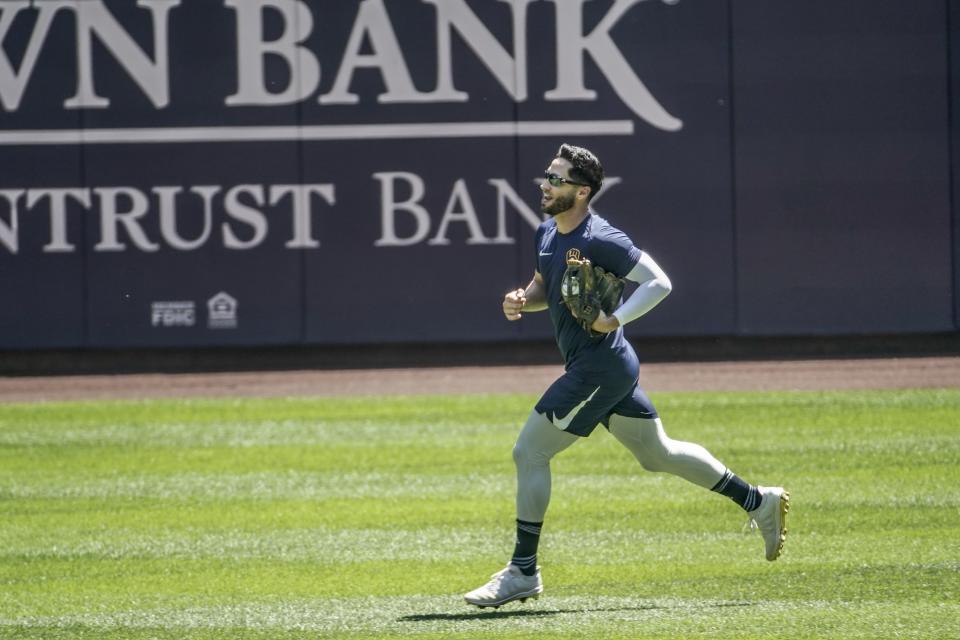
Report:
608,415,725,489
512,410,579,522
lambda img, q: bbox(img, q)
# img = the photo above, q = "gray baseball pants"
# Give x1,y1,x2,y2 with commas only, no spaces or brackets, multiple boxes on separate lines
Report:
512,409,727,522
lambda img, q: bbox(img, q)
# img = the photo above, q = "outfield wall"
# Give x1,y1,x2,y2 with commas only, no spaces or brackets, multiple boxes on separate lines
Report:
0,0,957,350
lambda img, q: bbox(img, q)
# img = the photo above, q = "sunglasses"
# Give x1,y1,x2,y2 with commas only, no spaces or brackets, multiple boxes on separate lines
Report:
544,171,587,188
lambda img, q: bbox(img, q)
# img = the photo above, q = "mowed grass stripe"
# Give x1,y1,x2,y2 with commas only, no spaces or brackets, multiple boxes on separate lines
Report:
3,456,959,501
3,556,956,615
2,596,959,639
2,525,956,575
1,389,958,639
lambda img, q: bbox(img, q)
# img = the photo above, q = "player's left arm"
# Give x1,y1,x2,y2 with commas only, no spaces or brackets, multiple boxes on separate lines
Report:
592,251,673,333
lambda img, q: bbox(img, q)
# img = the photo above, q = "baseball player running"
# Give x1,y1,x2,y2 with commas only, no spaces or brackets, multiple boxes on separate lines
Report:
463,144,789,608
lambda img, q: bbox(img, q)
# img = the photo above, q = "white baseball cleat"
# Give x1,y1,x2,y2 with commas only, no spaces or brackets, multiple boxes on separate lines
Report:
463,564,543,608
747,486,790,561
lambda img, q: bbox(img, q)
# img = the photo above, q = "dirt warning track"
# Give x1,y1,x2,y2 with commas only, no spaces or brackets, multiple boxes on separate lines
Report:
0,356,956,403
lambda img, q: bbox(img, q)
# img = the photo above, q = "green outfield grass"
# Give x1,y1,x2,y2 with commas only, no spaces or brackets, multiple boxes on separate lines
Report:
1,389,958,639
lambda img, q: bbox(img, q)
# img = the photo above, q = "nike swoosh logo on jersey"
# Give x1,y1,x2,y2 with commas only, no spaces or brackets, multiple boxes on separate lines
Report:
551,386,601,430
539,251,553,256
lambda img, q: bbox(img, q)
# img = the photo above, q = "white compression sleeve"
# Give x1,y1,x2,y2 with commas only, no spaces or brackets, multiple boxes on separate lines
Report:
612,251,673,327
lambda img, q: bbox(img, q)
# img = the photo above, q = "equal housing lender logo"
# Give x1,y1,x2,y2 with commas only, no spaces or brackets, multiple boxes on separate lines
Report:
207,291,238,329
150,292,237,329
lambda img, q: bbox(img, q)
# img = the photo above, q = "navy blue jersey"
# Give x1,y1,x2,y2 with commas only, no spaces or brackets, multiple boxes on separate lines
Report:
535,212,642,369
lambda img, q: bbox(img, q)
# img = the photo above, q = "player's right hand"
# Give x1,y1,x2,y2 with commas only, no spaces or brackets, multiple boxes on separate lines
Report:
503,288,526,321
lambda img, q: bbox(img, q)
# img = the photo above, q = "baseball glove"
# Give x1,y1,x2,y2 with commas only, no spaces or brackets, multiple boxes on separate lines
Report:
560,257,625,336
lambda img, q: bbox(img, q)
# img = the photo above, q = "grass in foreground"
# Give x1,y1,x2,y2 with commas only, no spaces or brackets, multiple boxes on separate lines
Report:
0,390,958,639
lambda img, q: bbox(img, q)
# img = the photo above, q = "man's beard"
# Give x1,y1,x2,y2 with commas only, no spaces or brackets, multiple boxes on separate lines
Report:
541,192,576,217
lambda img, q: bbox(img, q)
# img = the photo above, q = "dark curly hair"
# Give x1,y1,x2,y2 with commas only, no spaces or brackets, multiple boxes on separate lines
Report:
556,144,604,201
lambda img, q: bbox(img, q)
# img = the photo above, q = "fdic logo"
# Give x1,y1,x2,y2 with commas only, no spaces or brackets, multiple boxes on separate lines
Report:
150,292,238,329
150,301,195,327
